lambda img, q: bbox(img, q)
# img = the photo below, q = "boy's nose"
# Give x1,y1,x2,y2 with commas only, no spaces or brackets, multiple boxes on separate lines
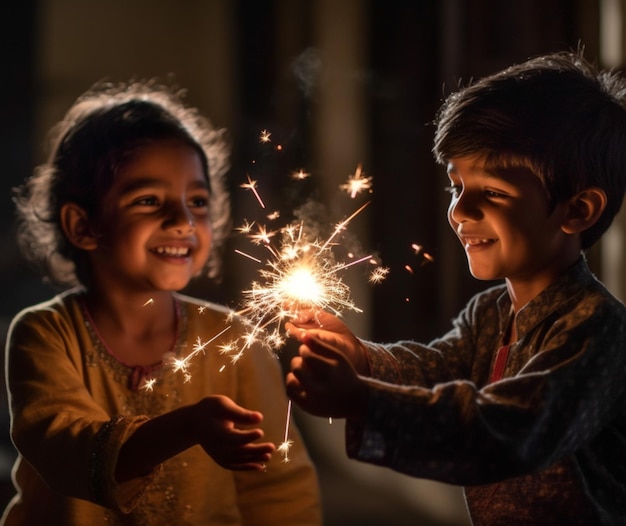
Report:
448,192,482,224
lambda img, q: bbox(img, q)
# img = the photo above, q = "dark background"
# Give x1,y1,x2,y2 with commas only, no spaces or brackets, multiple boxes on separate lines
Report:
1,1,623,524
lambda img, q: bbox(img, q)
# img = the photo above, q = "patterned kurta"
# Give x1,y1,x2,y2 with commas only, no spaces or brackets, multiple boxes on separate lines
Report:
346,258,626,525
3,291,321,525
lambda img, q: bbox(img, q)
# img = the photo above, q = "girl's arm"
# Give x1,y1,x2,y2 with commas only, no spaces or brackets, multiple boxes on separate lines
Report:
114,395,274,482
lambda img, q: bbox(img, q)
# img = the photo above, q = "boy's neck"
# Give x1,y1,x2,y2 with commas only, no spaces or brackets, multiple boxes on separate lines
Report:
505,255,582,312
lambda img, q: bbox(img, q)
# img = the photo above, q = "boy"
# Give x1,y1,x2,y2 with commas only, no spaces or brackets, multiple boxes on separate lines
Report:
285,51,626,525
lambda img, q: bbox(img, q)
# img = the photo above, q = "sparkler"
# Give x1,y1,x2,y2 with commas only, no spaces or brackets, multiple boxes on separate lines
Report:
233,201,372,350
276,400,294,462
230,172,379,460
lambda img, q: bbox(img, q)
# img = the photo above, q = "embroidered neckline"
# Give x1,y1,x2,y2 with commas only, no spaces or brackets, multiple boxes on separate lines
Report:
81,297,182,391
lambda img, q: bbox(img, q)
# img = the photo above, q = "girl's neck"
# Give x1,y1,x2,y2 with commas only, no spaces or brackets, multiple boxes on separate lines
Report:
82,289,175,333
81,289,180,371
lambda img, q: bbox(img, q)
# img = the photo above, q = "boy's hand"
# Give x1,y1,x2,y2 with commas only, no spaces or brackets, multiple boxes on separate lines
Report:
285,309,370,376
286,335,369,422
192,395,275,471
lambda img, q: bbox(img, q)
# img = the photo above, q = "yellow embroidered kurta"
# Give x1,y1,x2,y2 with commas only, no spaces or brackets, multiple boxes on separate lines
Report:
2,290,321,525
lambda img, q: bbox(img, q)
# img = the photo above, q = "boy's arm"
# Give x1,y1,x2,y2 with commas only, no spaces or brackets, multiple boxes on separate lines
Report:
344,306,626,485
287,291,626,486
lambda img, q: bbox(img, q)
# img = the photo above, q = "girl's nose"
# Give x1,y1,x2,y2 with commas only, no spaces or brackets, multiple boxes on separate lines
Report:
164,203,195,234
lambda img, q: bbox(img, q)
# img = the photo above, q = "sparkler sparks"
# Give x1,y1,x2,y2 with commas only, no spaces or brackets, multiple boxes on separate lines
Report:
290,169,311,180
259,129,272,143
339,163,373,198
145,142,382,462
369,266,390,284
168,326,232,382
411,243,435,265
234,202,371,351
241,175,266,208
141,377,157,391
231,179,375,461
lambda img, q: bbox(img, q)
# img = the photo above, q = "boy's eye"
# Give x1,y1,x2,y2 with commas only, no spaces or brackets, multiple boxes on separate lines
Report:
484,189,506,198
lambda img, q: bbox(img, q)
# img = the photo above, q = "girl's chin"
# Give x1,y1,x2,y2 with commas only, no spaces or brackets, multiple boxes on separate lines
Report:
154,277,193,291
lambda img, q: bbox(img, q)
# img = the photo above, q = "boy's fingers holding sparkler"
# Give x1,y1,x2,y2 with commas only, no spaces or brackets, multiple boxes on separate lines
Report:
286,339,368,420
287,309,350,334
286,310,370,375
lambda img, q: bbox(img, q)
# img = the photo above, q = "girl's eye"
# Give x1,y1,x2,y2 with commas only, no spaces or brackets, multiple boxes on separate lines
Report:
134,196,159,206
484,190,506,199
189,196,209,208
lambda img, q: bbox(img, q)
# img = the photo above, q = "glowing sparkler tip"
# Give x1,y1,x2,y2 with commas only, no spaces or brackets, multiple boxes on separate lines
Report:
277,439,294,462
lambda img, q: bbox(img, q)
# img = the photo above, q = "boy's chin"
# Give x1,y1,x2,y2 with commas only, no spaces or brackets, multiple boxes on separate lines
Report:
467,264,502,282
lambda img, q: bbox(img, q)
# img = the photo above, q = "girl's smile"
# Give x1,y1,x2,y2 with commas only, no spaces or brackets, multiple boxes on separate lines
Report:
88,139,212,293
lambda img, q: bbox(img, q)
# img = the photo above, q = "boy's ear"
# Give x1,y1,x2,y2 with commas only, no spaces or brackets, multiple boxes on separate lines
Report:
60,202,98,250
561,187,607,234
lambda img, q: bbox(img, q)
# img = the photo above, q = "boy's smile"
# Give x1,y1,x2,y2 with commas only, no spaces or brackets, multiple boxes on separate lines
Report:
89,139,212,293
446,156,581,306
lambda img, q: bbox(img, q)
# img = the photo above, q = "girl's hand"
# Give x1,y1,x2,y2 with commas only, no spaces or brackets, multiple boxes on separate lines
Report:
192,395,275,471
285,309,370,376
286,335,369,422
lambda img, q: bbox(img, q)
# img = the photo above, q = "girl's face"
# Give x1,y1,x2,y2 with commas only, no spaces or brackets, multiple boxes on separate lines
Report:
446,156,579,295
89,139,212,293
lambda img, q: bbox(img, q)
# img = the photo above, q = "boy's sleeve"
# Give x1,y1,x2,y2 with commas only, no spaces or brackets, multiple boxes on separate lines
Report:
345,294,626,485
6,308,158,513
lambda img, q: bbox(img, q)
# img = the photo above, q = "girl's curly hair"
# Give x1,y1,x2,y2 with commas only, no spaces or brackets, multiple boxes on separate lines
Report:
15,80,231,288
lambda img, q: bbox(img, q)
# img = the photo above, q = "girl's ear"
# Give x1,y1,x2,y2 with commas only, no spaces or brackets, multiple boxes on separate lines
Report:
561,187,607,235
60,202,98,250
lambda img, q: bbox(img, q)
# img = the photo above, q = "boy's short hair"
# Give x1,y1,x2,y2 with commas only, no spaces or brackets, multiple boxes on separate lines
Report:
433,50,626,249
15,81,231,288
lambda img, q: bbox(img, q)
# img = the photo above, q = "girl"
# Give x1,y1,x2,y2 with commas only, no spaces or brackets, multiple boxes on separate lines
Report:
3,82,321,525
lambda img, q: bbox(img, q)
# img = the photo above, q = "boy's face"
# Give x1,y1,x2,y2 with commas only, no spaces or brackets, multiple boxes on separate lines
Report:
446,156,577,289
89,139,212,292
